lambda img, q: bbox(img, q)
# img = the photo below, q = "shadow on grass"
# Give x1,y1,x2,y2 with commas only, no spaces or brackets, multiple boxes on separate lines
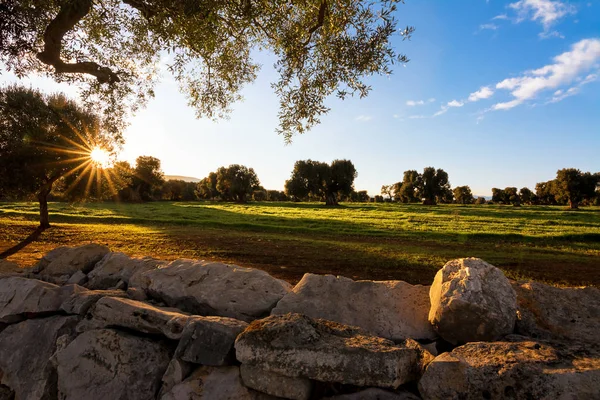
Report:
0,226,44,259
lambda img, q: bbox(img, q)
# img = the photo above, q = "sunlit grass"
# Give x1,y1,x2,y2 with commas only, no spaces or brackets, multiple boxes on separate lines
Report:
1,201,599,286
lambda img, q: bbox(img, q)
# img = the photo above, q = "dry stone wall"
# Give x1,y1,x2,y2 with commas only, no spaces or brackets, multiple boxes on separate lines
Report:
0,245,598,400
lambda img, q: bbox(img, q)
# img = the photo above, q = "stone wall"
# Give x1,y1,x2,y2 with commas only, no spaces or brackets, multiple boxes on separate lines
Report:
0,244,598,400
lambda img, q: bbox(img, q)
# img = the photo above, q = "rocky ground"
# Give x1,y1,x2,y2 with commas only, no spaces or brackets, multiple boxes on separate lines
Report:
0,244,598,399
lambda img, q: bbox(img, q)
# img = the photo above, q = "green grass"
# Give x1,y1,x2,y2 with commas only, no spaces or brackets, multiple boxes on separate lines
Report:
1,201,599,286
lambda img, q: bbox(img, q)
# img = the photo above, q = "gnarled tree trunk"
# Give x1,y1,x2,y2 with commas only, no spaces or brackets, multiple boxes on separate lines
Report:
325,192,338,206
37,187,51,229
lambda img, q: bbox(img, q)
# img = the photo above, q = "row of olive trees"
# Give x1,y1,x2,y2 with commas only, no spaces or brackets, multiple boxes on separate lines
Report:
381,167,453,205
492,169,600,209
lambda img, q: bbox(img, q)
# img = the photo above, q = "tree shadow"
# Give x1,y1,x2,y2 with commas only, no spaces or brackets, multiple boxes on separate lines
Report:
0,226,45,259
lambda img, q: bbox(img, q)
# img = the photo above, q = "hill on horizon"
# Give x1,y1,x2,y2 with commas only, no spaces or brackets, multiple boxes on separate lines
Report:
164,175,201,183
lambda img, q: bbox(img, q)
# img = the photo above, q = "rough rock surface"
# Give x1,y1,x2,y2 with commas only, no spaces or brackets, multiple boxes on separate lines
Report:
272,274,436,341
92,296,191,339
240,363,313,400
0,260,20,276
86,252,166,289
55,329,172,400
513,280,600,344
139,259,291,321
38,244,109,282
0,315,80,400
428,258,516,344
32,246,70,273
175,316,248,365
418,335,600,400
235,313,433,388
324,388,421,400
60,288,127,315
0,277,77,323
160,366,269,400
160,358,194,396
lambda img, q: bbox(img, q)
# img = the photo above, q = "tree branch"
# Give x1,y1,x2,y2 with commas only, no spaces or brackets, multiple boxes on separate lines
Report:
302,1,327,47
36,0,120,84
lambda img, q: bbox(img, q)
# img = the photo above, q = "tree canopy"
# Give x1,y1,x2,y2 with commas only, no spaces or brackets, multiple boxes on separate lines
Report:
0,84,114,227
1,0,414,141
285,159,357,205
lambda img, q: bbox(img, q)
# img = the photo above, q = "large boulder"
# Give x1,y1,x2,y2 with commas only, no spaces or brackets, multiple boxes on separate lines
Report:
272,274,436,341
86,252,166,290
428,258,516,344
235,313,433,389
54,328,172,400
138,259,291,321
513,280,600,344
175,316,248,365
91,297,191,339
240,363,313,400
160,366,269,400
418,335,600,400
0,260,20,276
0,315,80,400
0,277,79,323
38,244,109,283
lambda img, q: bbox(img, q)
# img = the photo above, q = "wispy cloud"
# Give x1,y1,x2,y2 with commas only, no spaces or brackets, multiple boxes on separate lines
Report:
492,38,600,110
447,100,464,107
406,98,435,106
355,115,373,122
547,73,598,103
408,115,427,119
492,14,509,20
508,0,576,35
479,23,500,31
468,86,494,102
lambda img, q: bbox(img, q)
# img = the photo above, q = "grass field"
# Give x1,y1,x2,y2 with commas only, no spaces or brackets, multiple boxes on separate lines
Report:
1,201,599,286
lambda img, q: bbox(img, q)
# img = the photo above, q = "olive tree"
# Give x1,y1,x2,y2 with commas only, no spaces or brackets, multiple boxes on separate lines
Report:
1,0,414,141
0,85,113,228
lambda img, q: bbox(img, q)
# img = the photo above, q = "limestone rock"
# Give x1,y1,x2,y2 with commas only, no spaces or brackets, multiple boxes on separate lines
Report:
86,252,166,290
139,259,291,321
91,296,191,339
175,315,248,365
240,363,312,400
513,280,600,344
127,286,148,301
0,260,20,276
39,244,109,281
428,258,516,344
160,366,269,400
60,288,128,315
0,315,79,400
160,358,194,396
418,335,600,400
66,270,87,285
32,246,70,273
0,277,77,323
55,329,172,400
324,388,421,400
235,313,433,388
272,274,436,341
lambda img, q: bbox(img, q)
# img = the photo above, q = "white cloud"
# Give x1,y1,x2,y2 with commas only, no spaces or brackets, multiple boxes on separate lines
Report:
480,23,499,30
355,115,372,122
468,86,494,102
539,30,565,39
433,107,449,117
547,73,599,103
509,0,576,30
406,100,425,106
491,38,600,110
408,115,426,119
428,98,436,103
447,100,464,107
493,14,509,20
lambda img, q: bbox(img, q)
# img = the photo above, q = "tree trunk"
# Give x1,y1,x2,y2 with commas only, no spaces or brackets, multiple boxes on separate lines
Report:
325,192,338,206
37,187,52,229
569,199,578,209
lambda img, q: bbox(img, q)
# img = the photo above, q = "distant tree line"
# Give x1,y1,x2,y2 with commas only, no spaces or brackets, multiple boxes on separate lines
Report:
492,169,600,209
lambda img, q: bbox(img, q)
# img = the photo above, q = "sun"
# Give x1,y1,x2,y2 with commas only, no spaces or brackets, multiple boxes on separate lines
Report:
89,147,111,168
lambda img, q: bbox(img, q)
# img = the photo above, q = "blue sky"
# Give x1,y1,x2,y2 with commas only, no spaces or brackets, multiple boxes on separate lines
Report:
2,0,600,196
